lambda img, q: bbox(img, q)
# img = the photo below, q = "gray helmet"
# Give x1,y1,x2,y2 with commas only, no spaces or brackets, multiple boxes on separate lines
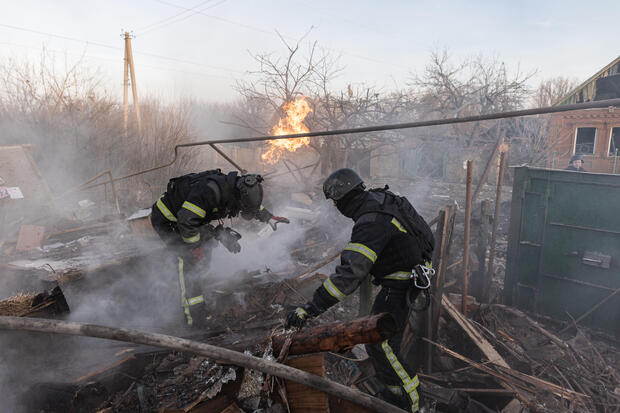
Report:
570,154,584,163
323,168,364,201
236,174,263,213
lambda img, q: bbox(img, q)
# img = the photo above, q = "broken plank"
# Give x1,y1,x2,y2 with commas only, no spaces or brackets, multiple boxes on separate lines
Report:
442,296,509,368
423,338,589,403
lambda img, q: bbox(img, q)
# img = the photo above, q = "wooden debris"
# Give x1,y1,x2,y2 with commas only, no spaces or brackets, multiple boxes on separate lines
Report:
423,338,589,403
442,296,509,368
284,354,330,412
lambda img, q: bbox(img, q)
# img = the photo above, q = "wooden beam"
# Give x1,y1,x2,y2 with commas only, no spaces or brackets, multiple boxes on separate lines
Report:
272,313,396,357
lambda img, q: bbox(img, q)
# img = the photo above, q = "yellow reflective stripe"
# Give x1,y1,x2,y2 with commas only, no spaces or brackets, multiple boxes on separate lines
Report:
344,243,377,263
391,217,407,233
187,295,205,306
182,201,206,218
323,278,347,301
182,233,201,244
404,375,420,392
384,271,412,280
178,257,193,326
260,205,265,211
157,196,177,222
295,307,308,317
381,340,420,411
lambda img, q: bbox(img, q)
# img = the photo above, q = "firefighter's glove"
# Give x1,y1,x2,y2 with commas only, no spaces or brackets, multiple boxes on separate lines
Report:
215,225,242,254
191,247,206,263
284,302,320,329
269,216,290,231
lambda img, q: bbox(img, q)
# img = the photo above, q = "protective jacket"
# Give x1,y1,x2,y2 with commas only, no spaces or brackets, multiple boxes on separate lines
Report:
152,170,270,247
310,189,432,312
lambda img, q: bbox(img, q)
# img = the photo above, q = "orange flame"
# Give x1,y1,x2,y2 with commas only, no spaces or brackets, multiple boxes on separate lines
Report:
262,96,312,164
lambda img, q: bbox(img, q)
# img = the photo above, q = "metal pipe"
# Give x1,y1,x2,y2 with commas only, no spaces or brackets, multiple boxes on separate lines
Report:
82,98,620,189
209,143,246,174
462,160,473,316
483,152,506,303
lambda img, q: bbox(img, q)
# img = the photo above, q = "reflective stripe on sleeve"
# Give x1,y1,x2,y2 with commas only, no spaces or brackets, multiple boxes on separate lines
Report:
391,217,407,233
157,196,177,222
182,233,201,244
323,278,347,301
187,295,205,306
381,340,420,412
182,201,207,218
344,242,377,263
295,307,308,318
383,271,412,281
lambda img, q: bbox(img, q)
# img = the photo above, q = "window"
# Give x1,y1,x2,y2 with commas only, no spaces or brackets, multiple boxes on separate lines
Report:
609,127,620,156
575,127,596,155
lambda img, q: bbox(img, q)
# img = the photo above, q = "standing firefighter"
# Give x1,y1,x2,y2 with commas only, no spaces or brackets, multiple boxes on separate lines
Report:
151,169,289,326
285,168,434,412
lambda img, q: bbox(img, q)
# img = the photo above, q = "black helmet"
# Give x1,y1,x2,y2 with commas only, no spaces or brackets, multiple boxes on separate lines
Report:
236,174,264,213
570,154,584,163
323,168,364,201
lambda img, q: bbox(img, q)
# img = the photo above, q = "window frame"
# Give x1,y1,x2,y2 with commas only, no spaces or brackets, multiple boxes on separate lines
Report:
573,126,597,156
608,126,620,157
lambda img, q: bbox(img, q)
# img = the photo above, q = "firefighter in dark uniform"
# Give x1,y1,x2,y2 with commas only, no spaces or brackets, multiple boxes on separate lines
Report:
151,169,288,326
285,168,434,412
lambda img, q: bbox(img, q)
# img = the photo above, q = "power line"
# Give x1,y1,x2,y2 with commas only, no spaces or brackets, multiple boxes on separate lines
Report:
151,0,407,70
0,22,244,74
139,0,229,36
0,40,234,80
138,0,215,33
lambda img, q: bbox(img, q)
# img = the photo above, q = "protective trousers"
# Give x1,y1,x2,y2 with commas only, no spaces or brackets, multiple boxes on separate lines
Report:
365,287,421,412
176,257,208,327
151,208,210,327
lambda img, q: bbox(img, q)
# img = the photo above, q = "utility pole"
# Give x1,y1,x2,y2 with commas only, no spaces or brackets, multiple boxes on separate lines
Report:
122,31,141,135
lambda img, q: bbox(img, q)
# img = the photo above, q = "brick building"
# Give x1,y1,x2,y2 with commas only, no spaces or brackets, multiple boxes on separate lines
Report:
549,56,620,172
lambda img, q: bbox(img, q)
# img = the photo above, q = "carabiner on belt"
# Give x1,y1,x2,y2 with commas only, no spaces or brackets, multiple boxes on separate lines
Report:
413,264,435,290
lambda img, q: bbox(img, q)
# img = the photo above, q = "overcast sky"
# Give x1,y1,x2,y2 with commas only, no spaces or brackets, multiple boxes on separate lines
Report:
1,0,618,102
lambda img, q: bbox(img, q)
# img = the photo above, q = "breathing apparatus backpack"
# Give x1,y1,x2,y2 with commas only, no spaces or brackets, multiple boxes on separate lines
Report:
166,169,224,195
367,186,435,262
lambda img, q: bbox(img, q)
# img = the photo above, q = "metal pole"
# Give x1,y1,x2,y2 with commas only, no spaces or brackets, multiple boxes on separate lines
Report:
208,143,247,174
462,160,473,316
613,148,618,174
483,152,506,303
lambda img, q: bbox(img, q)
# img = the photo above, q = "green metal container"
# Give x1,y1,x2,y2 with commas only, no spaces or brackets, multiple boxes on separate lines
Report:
504,166,620,334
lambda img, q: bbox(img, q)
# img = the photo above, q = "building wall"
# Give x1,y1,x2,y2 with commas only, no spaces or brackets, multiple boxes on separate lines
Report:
549,107,620,173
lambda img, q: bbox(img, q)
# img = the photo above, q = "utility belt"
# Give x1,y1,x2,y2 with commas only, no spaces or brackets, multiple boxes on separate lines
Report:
383,263,435,312
383,262,435,288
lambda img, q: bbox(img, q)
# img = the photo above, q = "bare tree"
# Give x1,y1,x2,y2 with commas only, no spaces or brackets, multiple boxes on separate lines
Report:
234,37,414,178
411,49,535,148
533,76,580,107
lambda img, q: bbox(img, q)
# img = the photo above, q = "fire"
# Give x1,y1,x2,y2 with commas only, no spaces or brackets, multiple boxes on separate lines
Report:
262,96,312,164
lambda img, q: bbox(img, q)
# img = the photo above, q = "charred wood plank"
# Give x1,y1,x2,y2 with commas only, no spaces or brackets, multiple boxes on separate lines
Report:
272,313,396,357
